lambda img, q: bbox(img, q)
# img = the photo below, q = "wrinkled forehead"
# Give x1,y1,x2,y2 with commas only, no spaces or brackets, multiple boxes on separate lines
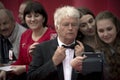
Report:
61,16,79,22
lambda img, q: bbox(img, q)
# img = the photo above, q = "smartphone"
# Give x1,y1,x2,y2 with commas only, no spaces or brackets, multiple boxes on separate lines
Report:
81,52,103,76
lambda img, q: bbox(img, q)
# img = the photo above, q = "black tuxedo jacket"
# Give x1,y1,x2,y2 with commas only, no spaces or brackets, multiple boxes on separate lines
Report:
27,38,94,80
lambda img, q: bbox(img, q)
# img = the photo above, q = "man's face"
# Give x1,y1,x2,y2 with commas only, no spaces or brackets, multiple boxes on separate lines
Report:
0,12,14,38
56,16,79,42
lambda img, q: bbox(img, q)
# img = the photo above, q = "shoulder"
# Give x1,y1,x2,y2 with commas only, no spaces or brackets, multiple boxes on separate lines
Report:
83,43,94,52
40,38,56,46
22,29,32,35
21,29,32,38
44,27,57,39
16,22,26,32
37,38,57,48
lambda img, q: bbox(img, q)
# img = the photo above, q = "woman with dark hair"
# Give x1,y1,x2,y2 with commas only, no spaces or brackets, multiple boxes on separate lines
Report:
95,11,120,80
12,0,56,75
0,1,56,80
76,7,96,50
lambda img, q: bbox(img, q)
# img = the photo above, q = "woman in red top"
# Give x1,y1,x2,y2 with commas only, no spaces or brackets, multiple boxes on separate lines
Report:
12,28,56,71
0,1,56,80
13,0,56,74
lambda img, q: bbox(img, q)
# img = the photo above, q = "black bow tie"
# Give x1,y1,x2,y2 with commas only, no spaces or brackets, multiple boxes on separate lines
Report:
62,44,76,49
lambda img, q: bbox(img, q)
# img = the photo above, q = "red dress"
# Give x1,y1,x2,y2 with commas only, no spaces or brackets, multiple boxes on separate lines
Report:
12,28,56,71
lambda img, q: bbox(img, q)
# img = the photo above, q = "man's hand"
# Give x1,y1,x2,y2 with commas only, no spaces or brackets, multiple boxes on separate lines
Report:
70,55,86,72
52,46,66,66
0,70,6,80
75,41,84,56
10,65,26,75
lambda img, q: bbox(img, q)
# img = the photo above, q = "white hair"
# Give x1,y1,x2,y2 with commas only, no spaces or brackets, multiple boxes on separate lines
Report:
54,6,80,27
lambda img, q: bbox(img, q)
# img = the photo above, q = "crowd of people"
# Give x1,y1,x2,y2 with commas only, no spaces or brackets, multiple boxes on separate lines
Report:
0,1,120,80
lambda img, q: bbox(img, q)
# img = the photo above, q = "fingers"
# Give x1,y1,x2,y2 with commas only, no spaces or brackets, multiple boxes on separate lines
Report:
29,43,39,49
70,56,86,72
28,42,39,54
0,71,6,80
52,46,66,66
76,40,84,50
10,65,26,75
75,41,84,56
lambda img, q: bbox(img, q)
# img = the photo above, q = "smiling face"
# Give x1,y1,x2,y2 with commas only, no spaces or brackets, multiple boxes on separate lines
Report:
79,14,95,37
97,19,117,45
25,12,44,30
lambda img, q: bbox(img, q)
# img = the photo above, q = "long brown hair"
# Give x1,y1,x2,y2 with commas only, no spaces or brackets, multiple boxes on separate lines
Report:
95,11,120,80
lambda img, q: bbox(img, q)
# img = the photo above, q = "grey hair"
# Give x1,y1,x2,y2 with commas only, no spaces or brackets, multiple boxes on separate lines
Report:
54,6,80,27
0,9,15,22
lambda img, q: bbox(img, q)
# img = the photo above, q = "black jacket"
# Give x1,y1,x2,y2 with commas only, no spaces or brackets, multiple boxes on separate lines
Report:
27,38,94,80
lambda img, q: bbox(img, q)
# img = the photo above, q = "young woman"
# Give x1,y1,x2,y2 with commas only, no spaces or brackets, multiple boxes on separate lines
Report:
95,11,120,80
77,7,96,49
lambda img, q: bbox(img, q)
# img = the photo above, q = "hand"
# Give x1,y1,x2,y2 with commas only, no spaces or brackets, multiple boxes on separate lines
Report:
10,65,26,75
70,55,86,72
52,46,66,66
0,71,6,80
74,41,84,56
28,42,39,55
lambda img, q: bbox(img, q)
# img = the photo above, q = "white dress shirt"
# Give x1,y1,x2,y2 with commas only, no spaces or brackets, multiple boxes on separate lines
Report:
57,37,75,80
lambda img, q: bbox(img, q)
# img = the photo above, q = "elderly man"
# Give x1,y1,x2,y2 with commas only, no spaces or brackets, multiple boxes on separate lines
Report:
27,6,93,80
0,9,26,64
0,9,26,80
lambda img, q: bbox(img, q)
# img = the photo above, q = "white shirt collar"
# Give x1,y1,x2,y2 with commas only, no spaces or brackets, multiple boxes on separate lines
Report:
57,37,75,47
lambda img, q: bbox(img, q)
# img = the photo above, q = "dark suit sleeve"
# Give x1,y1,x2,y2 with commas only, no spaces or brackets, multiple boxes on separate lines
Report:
27,44,57,80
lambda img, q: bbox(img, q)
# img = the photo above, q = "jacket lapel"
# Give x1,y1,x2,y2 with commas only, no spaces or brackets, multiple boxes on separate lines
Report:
49,38,64,80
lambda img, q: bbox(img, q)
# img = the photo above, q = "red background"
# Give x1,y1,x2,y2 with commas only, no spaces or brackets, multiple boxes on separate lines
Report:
1,0,120,29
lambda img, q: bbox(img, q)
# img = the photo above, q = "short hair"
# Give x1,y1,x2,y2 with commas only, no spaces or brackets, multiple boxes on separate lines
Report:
77,7,95,18
0,9,15,22
54,6,80,27
0,2,5,9
23,1,48,27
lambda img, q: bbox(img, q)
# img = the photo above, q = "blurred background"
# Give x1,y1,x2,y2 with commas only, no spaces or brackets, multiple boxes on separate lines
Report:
1,0,120,29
